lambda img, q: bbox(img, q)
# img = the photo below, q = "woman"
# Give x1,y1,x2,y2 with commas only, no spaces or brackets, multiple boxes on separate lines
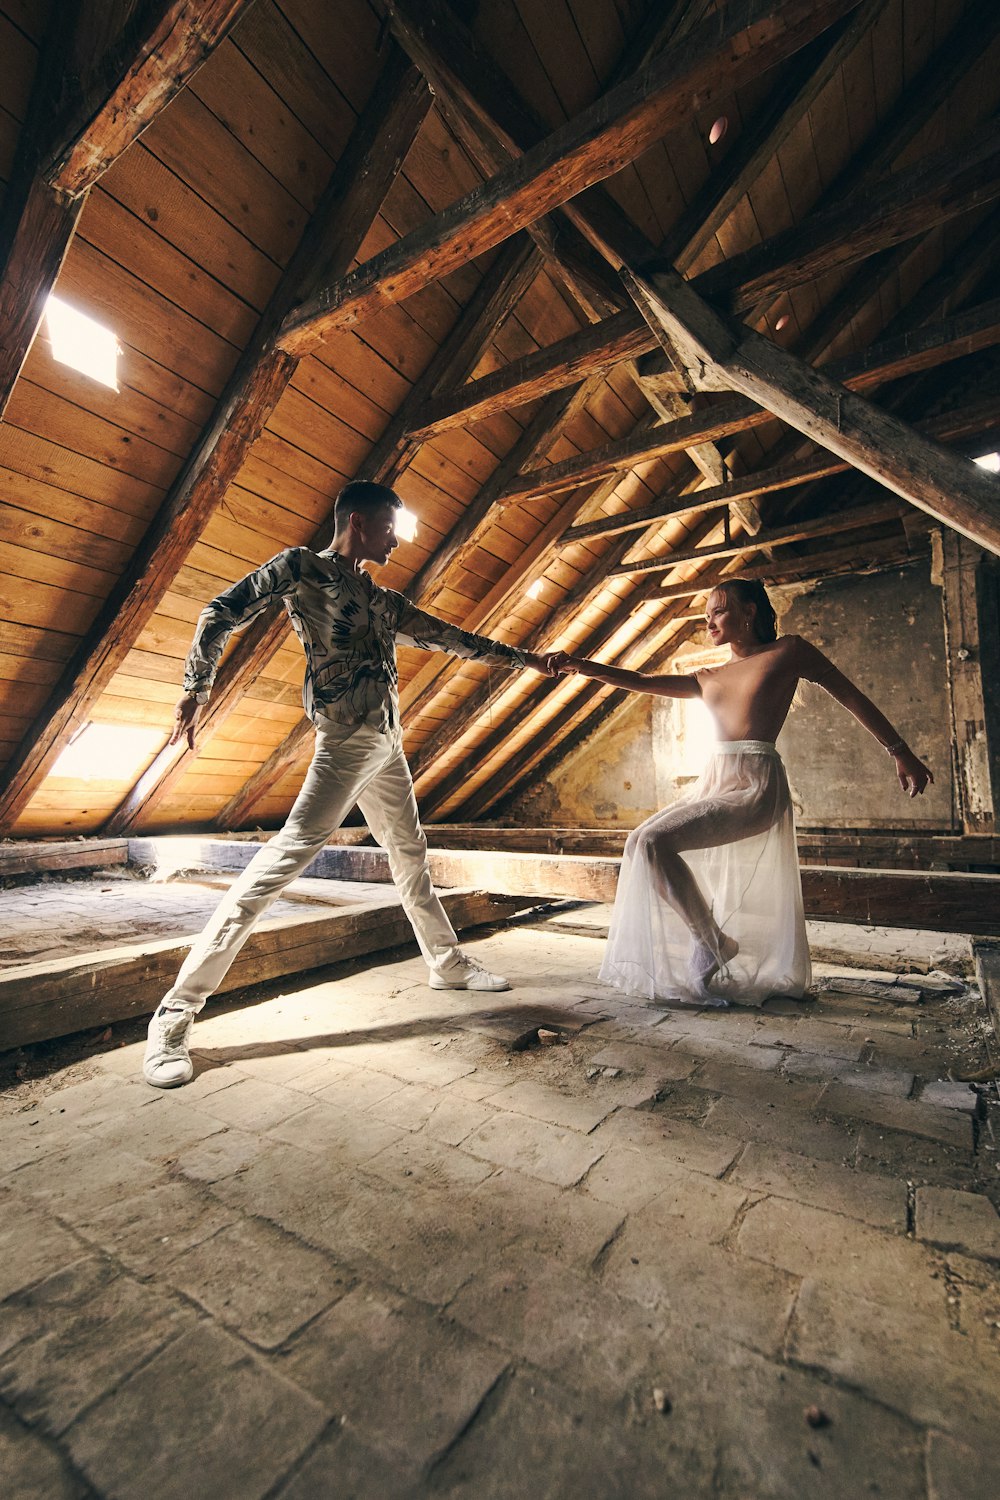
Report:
551,579,932,1008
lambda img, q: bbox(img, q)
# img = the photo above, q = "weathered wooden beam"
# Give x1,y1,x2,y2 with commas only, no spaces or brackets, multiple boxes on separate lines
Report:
0,47,433,835
407,310,657,439
278,0,862,354
623,264,1000,555
0,885,531,1051
0,838,129,879
42,0,255,197
611,498,902,576
562,301,1000,545
940,532,1000,834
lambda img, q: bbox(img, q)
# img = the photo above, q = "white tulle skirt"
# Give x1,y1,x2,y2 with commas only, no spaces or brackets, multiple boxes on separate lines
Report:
600,740,810,1008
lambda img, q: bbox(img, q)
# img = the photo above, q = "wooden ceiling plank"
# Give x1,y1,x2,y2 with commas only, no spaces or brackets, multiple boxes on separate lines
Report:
0,44,433,834
700,119,1000,317
277,0,864,354
624,263,1000,555
612,495,903,576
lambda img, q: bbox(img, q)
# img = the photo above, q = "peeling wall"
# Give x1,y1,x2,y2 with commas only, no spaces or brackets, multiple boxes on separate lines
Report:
502,561,954,831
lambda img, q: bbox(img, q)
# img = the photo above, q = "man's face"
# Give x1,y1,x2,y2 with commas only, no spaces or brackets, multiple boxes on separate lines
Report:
354,502,400,566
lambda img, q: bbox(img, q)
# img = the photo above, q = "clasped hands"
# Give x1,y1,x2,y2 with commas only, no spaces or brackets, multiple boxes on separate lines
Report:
522,650,582,676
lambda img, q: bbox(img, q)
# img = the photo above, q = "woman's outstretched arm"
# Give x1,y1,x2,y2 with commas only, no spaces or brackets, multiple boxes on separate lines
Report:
548,652,702,699
794,639,933,797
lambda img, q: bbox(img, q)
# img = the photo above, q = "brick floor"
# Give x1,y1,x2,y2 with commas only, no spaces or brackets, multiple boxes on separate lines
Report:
1,913,998,1497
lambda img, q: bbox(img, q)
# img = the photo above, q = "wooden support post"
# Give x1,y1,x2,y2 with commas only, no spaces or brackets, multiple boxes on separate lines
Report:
622,264,1000,555
939,530,1000,833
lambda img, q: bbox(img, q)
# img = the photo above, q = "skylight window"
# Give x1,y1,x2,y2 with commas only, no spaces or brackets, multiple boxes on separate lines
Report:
45,296,120,390
974,452,999,472
49,723,166,782
395,506,419,542
526,578,544,600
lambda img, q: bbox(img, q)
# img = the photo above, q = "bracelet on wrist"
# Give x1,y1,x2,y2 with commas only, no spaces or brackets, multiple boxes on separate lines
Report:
883,739,906,756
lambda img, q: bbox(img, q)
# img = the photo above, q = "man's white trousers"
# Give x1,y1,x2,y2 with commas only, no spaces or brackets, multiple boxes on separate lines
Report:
161,719,465,1011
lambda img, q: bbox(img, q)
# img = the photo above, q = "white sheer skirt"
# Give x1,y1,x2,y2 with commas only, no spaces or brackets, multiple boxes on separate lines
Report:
600,740,810,1008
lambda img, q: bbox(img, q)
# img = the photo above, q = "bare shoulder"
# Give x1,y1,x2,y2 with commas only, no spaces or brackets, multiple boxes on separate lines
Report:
783,633,838,682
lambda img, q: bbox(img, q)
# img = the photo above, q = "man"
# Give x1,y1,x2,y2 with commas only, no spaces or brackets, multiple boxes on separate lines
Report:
144,480,552,1088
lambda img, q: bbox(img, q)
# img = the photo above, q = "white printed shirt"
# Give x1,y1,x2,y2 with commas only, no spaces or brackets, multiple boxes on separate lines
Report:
183,547,526,731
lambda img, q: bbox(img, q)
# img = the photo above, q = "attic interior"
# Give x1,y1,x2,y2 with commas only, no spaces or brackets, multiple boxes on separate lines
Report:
1,1,1000,1496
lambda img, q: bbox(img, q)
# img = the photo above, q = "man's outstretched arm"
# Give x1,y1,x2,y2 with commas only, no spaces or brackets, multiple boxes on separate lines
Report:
394,598,554,674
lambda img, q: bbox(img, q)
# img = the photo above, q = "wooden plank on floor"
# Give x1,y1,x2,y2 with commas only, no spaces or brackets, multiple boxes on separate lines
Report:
0,886,533,1049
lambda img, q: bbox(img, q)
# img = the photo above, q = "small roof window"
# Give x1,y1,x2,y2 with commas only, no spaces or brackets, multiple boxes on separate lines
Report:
45,295,120,390
395,506,419,542
974,452,999,472
49,723,166,782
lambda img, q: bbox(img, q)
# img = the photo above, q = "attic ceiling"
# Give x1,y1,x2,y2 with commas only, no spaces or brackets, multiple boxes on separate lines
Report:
0,0,998,839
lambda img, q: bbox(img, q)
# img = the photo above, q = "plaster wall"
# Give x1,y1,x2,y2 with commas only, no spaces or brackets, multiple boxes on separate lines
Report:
502,562,954,831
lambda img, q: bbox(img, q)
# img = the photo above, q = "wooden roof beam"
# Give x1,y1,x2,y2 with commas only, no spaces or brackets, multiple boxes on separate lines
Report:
623,264,1000,555
277,0,863,355
0,44,433,834
402,121,1000,443
564,299,1000,545
0,1,254,418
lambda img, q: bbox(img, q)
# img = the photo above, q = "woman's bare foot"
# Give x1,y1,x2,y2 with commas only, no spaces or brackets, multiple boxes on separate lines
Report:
689,930,740,996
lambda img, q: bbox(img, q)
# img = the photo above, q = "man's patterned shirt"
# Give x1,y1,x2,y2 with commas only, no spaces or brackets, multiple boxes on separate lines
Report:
183,547,527,731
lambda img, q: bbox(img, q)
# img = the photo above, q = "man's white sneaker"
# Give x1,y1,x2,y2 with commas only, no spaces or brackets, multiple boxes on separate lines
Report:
143,1005,195,1088
429,961,510,992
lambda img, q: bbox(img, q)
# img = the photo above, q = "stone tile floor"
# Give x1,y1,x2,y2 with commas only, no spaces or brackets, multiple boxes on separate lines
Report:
1,917,998,1499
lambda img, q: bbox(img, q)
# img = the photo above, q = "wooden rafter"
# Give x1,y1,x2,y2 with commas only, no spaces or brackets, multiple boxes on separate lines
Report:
0,0,255,418
0,43,433,833
277,0,863,354
622,264,1000,554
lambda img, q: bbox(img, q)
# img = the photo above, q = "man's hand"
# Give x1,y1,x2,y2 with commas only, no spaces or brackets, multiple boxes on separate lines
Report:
521,651,559,675
893,746,933,798
170,694,201,750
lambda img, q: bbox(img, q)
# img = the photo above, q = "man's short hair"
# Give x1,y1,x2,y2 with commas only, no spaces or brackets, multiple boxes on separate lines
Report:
334,481,401,528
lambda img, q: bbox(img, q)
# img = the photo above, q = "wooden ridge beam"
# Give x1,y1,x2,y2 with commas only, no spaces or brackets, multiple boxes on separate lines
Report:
624,264,1000,555
277,0,863,354
0,45,434,835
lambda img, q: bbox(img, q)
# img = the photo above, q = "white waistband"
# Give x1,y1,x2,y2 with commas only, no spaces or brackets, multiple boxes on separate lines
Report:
712,739,779,756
